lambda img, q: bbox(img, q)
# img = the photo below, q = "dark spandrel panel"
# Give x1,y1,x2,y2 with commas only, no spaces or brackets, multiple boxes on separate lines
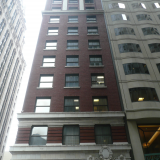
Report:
31,127,48,135
148,43,160,53
30,137,47,145
136,14,152,21
157,63,160,73
142,27,159,36
118,43,141,53
114,27,135,36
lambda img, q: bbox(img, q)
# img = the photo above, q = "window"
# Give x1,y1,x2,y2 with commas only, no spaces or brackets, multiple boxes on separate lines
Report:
109,3,125,9
158,15,160,19
30,127,48,145
50,16,60,23
153,3,160,8
69,0,78,3
90,55,103,66
91,74,105,87
64,97,79,111
67,40,78,49
39,75,53,88
142,27,159,35
14,19,20,33
68,27,78,35
69,7,78,10
88,40,100,49
111,14,129,21
87,27,98,35
132,3,146,9
35,98,51,113
42,56,55,67
129,88,159,102
118,43,141,53
63,126,79,145
53,0,62,4
65,74,79,87
157,63,160,73
86,7,95,10
66,55,79,66
87,15,96,22
93,97,108,111
114,27,135,36
48,27,58,35
95,125,112,144
17,28,23,42
85,0,93,3
68,16,78,22
45,40,57,49
0,19,6,36
136,14,152,21
52,7,61,10
148,43,160,53
123,63,149,75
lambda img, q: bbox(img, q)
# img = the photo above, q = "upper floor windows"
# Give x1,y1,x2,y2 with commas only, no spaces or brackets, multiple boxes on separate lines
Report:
87,27,98,35
85,0,93,3
118,43,141,53
67,40,78,49
52,7,61,10
86,7,94,10
132,3,146,9
50,16,60,23
45,40,57,49
89,55,103,66
68,16,78,22
153,3,160,8
35,98,51,113
64,97,79,112
91,74,105,87
88,40,100,49
65,74,79,87
42,56,55,67
69,0,78,3
48,27,58,35
157,64,160,73
66,55,79,66
68,27,78,35
142,27,159,36
87,15,96,22
11,10,17,24
123,63,149,75
111,14,129,21
69,7,78,10
158,15,160,20
114,27,135,36
129,88,159,102
109,3,125,9
30,127,48,145
0,19,6,36
53,0,62,4
14,19,20,33
8,0,15,13
17,28,23,41
136,14,152,21
39,75,53,88
148,43,160,53
93,97,108,111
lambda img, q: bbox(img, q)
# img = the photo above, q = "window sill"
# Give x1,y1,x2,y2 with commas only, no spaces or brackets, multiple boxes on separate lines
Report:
67,34,79,36
88,48,102,50
68,3,78,4
66,48,79,50
87,34,99,36
43,49,57,51
65,66,80,67
64,87,80,89
46,34,58,36
67,22,79,23
91,86,107,88
89,65,104,67
40,66,55,68
48,22,60,24
37,87,53,89
85,3,94,4
86,21,97,23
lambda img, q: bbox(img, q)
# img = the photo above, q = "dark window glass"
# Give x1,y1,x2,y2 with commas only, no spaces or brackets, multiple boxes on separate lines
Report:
91,74,105,86
88,40,100,49
87,27,98,34
68,16,78,22
123,63,149,75
111,14,129,21
95,125,112,144
86,7,94,10
87,15,96,22
93,97,108,111
109,3,125,9
114,27,135,36
64,97,79,112
158,15,160,20
69,0,78,3
63,126,79,145
129,88,159,102
157,63,160,73
69,7,78,10
68,27,78,35
132,3,146,9
118,43,141,53
30,127,48,145
65,74,79,87
66,55,79,66
90,55,103,66
67,40,78,49
136,14,152,21
148,43,160,53
52,7,61,10
142,27,159,35
85,0,93,3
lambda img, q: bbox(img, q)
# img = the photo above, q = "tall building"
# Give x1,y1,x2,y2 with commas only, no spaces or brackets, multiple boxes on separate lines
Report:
10,0,132,160
101,0,160,160
0,0,25,159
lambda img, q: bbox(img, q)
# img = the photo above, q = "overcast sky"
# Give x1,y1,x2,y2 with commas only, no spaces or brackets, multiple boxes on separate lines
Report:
5,0,46,151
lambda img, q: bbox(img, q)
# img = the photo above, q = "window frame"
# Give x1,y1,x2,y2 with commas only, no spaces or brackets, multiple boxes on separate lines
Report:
53,0,62,4
87,27,98,35
67,27,78,35
148,43,160,53
87,15,97,22
91,73,105,87
65,74,79,87
48,27,59,35
69,0,78,3
52,7,61,10
39,75,54,88
93,97,108,112
136,14,152,21
68,16,78,22
142,27,159,36
88,40,101,49
89,55,103,66
85,0,94,3
42,56,56,67
50,16,60,23
45,40,57,50
66,55,79,66
67,40,79,49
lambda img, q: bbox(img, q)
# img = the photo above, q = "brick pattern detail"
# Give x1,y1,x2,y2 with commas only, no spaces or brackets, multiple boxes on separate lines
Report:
15,128,31,144
80,127,95,143
47,127,63,143
111,126,128,142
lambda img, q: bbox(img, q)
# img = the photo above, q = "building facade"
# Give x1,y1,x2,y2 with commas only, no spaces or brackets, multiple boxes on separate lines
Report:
101,0,160,160
0,0,26,159
10,0,132,160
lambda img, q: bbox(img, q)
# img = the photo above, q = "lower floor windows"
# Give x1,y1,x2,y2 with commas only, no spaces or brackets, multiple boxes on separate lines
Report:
91,74,105,87
93,97,108,111
64,97,79,112
65,74,79,87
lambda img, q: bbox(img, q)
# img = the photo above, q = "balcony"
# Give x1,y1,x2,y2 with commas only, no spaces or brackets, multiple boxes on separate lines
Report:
144,153,160,160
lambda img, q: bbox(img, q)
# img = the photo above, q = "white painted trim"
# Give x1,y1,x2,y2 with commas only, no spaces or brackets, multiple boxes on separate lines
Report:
46,143,62,146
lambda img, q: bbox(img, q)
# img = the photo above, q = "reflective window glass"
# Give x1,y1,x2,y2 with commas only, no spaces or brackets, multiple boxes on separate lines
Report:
88,40,100,49
93,97,108,111
114,27,135,36
64,97,79,112
65,74,79,87
118,43,141,53
148,43,160,53
136,14,152,21
91,74,105,87
66,55,79,66
90,55,103,66
142,27,159,35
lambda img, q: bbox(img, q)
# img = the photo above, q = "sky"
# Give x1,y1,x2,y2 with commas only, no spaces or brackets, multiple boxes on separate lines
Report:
5,0,46,151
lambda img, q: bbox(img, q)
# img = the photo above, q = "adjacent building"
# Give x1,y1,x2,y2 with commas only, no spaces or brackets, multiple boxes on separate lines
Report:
0,0,26,159
10,0,132,160
101,0,160,160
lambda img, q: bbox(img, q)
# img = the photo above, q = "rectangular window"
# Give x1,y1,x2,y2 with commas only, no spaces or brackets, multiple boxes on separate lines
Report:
86,7,95,10
91,74,105,87
63,126,79,145
69,7,78,10
30,127,48,145
68,16,78,22
67,40,78,49
114,27,135,36
136,14,152,21
50,16,60,23
118,43,141,53
157,63,160,73
35,98,51,113
39,75,53,88
148,43,160,53
45,40,57,49
88,40,100,49
90,55,103,66
48,27,58,35
52,7,61,10
111,14,129,21
109,3,125,9
68,27,78,35
87,27,98,34
154,3,160,8
66,55,79,66
142,27,159,35
87,15,96,22
64,97,79,112
53,0,62,3
85,0,93,3
95,125,112,144
43,56,55,67
93,97,108,111
65,74,79,87
69,0,78,3
132,3,146,9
